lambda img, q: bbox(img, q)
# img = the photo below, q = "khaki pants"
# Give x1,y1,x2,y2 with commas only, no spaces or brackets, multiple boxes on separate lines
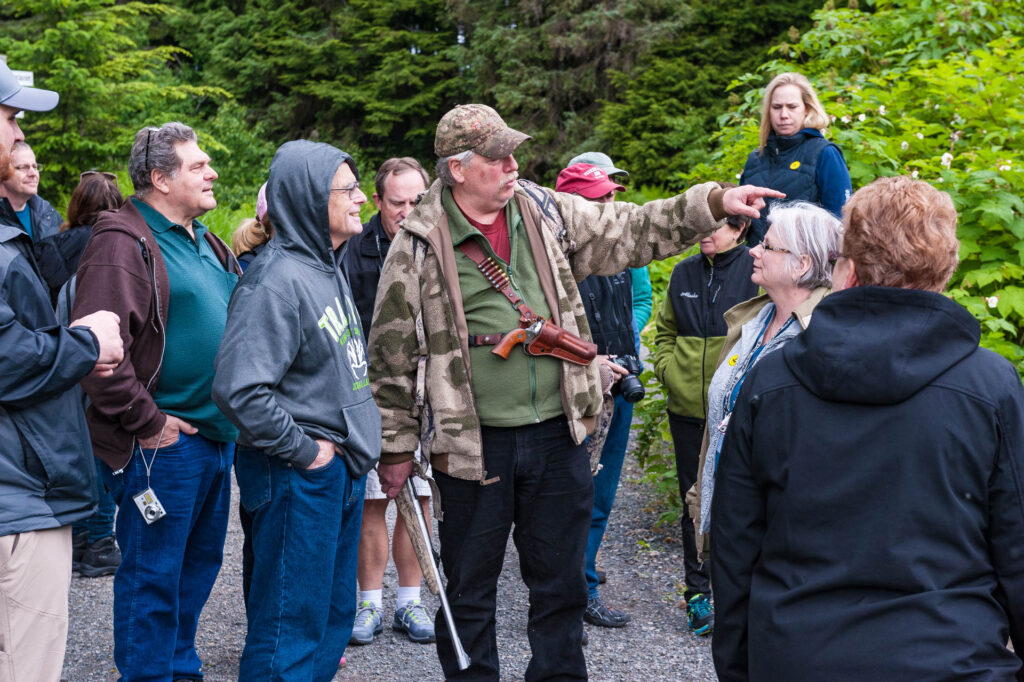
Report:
0,526,72,682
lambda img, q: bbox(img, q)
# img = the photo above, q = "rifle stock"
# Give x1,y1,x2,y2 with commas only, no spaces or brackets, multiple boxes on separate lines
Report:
397,478,471,670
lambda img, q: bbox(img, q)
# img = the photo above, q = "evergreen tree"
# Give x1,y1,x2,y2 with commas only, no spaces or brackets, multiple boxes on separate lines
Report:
0,0,227,203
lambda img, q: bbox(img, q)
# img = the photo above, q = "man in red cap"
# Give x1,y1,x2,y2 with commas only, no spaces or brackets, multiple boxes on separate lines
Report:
369,103,781,680
554,161,641,633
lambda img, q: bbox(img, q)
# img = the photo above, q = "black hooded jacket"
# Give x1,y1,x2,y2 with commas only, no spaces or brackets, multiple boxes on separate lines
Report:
711,286,1024,681
212,141,381,475
339,211,390,335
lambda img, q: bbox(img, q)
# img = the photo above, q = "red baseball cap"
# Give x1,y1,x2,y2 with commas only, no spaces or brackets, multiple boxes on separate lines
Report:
555,163,625,199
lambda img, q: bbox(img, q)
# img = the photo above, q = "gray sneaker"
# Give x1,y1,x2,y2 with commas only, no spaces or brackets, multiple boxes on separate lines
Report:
392,600,435,643
349,601,383,645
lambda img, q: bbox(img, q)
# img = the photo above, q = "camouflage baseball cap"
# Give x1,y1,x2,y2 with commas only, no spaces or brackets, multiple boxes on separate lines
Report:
435,104,531,158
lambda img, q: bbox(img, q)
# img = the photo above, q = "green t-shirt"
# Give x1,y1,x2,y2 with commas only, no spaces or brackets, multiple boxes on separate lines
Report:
132,198,239,443
443,189,564,427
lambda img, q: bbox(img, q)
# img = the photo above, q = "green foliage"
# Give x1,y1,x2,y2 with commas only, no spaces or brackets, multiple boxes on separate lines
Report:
597,0,823,186
450,0,693,184
0,0,228,205
633,0,1024,524
169,0,463,179
675,0,1024,372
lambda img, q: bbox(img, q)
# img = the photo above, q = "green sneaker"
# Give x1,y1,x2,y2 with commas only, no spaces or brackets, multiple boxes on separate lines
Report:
687,593,714,636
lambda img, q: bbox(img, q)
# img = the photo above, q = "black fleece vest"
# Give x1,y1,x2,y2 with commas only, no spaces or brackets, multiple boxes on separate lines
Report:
742,132,834,244
578,270,635,357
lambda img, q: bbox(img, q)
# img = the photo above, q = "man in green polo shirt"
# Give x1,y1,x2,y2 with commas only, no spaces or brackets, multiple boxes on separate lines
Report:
73,121,240,681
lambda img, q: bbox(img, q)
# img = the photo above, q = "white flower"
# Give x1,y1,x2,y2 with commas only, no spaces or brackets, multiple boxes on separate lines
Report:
900,141,909,150
830,115,836,123
1000,164,1012,172
735,172,742,179
941,152,953,169
937,176,945,182
841,115,851,123
857,113,866,122
986,296,999,308
878,104,886,115
916,132,924,140
911,170,919,179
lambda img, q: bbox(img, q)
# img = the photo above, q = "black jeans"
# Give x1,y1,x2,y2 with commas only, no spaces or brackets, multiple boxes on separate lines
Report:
434,416,593,681
668,412,712,597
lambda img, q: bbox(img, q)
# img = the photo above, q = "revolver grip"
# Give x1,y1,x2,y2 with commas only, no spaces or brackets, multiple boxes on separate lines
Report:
491,329,527,359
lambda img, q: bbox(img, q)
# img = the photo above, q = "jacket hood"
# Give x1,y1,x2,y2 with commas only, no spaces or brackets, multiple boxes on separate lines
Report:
267,140,357,268
783,286,980,404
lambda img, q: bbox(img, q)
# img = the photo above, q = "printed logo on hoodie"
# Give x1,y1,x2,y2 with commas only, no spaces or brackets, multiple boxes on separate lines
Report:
318,296,370,391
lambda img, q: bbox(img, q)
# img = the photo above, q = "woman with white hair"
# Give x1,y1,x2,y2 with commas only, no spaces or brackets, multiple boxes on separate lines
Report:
740,72,852,245
687,201,843,573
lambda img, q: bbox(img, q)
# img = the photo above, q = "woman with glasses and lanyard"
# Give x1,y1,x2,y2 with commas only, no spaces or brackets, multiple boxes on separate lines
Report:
688,201,842,561
33,170,123,305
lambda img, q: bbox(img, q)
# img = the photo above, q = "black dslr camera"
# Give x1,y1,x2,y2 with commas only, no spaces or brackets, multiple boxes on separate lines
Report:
609,355,645,403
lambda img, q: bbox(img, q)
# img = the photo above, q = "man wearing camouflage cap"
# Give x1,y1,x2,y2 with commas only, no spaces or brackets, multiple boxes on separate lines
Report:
369,103,781,679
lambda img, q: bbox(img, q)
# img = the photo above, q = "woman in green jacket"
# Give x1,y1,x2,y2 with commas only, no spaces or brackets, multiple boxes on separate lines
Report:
653,214,756,634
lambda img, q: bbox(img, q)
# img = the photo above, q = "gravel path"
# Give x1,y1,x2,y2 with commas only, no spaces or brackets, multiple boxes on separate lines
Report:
63,455,715,681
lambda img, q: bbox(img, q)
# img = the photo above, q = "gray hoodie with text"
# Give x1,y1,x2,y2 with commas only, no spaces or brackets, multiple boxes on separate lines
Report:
212,140,381,474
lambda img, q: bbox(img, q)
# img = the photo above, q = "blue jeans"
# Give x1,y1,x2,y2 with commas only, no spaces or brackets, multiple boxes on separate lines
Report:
585,394,634,598
103,432,234,682
73,458,116,542
235,447,366,682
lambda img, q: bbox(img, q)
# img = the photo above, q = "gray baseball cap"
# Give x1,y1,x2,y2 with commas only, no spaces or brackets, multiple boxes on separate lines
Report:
568,151,628,177
0,62,59,112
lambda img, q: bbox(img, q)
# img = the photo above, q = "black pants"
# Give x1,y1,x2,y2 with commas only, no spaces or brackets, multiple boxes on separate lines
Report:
668,412,712,597
434,416,593,681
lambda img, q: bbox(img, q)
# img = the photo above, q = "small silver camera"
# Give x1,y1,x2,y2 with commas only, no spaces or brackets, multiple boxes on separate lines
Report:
132,487,167,525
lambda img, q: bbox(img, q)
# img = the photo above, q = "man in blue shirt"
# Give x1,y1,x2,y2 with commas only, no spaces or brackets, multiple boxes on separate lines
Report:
0,140,63,241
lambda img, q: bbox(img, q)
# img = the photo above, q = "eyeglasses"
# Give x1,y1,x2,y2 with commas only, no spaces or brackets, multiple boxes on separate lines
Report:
330,181,362,199
81,170,118,186
13,163,41,173
759,240,792,255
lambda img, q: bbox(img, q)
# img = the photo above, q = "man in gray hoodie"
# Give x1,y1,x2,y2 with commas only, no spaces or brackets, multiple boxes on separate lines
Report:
213,140,382,680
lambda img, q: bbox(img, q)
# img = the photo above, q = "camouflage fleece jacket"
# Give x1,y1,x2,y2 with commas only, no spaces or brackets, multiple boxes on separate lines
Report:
369,178,727,482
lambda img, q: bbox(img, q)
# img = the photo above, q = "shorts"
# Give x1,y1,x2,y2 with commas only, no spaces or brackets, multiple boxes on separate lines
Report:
364,449,431,500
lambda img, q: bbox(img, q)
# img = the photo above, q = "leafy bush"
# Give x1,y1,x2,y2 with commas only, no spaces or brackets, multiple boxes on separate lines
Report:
634,0,1024,525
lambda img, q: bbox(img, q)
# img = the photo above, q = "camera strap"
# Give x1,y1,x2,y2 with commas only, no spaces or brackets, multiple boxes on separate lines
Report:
140,420,167,487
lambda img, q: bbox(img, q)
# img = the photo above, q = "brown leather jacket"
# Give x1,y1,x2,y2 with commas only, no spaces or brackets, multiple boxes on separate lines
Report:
72,199,239,470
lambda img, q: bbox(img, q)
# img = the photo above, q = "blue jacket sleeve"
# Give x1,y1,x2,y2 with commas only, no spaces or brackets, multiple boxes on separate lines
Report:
815,145,852,219
0,269,98,408
630,266,653,330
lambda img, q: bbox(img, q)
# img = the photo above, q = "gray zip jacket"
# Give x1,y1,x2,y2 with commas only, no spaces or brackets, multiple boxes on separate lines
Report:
212,141,381,474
